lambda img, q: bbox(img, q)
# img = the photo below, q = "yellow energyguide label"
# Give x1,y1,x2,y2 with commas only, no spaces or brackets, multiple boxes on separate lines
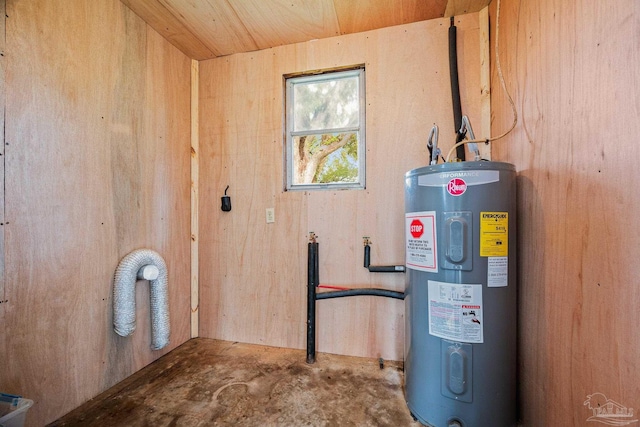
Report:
480,212,508,256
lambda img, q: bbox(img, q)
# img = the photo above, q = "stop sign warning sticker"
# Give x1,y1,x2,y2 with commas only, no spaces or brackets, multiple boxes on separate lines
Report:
406,211,438,272
410,219,424,238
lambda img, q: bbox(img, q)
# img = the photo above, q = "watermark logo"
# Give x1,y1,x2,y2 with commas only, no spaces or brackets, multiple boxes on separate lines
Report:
584,393,638,425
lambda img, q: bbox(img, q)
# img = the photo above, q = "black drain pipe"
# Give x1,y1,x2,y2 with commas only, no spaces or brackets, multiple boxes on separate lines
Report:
306,238,319,364
449,16,467,161
306,235,405,364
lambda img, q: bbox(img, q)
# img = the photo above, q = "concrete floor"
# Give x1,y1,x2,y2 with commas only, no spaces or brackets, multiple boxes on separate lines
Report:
49,338,421,426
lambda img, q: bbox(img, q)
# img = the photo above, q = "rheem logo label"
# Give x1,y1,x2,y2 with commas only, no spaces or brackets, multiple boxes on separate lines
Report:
447,178,467,196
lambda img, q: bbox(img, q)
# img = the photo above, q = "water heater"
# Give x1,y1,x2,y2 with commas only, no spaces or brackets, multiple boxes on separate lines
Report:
404,161,516,427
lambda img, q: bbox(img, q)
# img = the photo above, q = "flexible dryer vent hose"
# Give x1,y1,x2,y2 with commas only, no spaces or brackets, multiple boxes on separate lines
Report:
113,249,170,350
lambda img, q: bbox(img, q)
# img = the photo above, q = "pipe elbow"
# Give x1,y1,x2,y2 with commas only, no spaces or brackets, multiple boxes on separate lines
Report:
113,249,170,350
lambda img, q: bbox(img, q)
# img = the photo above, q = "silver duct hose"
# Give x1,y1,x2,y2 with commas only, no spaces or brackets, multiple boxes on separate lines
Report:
113,249,170,350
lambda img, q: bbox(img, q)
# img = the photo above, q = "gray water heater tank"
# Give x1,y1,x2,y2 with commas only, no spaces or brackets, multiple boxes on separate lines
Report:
404,161,517,427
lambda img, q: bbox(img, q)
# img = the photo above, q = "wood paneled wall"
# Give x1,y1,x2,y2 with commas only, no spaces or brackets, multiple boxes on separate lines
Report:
199,14,484,360
0,1,192,425
490,0,640,424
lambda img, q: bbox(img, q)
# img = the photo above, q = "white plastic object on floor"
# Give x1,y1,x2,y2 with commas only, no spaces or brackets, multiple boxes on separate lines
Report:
0,396,33,427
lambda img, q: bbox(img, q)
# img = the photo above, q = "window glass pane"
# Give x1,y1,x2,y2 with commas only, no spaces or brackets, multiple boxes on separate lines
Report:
292,133,358,184
293,76,359,131
285,66,365,190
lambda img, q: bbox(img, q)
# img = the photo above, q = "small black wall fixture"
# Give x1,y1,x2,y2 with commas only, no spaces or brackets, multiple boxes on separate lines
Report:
221,185,231,212
306,233,405,364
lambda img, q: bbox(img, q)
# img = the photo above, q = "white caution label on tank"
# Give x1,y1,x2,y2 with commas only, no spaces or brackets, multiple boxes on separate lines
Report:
428,281,483,343
487,256,508,287
405,211,438,273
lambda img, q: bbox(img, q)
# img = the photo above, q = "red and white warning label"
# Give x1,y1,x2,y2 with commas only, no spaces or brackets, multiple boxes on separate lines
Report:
428,280,484,343
405,211,438,273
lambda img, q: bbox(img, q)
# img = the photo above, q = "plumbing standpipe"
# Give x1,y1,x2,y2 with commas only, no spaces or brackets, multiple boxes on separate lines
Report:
363,237,405,273
306,234,404,364
113,249,170,350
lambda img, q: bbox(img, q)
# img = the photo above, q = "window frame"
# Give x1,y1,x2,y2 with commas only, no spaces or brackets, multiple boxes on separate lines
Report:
284,66,366,191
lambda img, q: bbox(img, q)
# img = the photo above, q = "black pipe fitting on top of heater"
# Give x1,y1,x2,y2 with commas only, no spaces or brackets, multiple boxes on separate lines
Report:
449,17,467,161
363,238,405,273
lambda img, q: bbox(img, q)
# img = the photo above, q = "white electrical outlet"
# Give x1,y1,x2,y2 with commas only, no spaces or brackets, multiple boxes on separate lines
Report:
266,208,275,223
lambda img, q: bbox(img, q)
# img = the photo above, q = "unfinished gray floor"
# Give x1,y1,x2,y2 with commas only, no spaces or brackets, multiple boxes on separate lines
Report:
50,338,421,426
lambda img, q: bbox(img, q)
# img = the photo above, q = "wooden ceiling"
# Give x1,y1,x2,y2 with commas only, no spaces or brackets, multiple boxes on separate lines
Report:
120,0,491,60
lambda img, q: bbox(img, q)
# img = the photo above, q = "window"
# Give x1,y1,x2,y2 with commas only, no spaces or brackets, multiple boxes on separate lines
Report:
284,67,365,190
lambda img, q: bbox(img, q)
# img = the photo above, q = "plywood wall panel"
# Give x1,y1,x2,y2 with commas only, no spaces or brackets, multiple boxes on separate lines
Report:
1,1,191,425
490,0,640,424
199,47,309,349
199,14,484,359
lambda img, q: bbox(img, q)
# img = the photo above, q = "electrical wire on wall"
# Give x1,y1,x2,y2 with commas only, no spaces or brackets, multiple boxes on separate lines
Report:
445,0,518,163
